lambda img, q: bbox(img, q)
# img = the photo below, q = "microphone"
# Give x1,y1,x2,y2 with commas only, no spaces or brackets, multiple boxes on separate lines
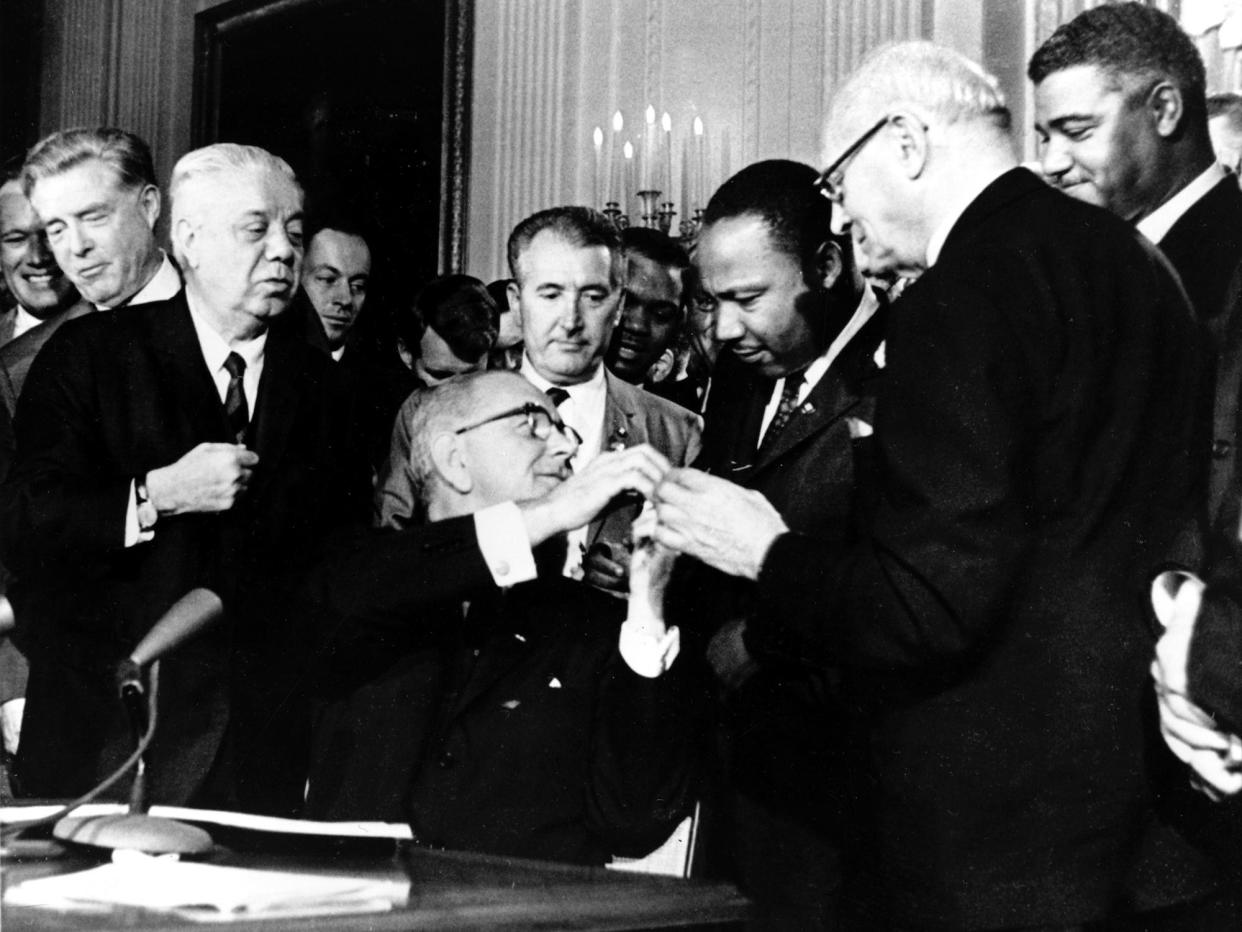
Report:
51,588,225,856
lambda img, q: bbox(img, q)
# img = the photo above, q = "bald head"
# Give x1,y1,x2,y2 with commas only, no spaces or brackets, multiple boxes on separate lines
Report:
409,370,578,521
824,40,1011,158
820,41,1017,277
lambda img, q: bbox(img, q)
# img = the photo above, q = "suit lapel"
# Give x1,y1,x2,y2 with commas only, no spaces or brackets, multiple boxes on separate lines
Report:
0,310,16,348
149,295,232,443
245,323,302,502
749,296,888,476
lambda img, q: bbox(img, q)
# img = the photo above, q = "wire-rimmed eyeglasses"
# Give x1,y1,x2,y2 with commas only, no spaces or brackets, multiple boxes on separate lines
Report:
454,402,583,446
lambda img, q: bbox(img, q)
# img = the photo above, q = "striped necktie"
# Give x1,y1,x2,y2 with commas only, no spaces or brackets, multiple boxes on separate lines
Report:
223,352,249,443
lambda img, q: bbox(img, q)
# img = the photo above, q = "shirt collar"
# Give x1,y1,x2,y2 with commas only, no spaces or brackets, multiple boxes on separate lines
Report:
184,289,267,373
97,251,182,310
11,304,42,339
1135,163,1228,245
785,283,880,398
926,164,1016,268
520,356,607,401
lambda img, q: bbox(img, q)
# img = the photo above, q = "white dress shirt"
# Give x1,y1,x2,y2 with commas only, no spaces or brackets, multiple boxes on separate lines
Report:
124,292,267,546
9,305,41,341
519,358,609,577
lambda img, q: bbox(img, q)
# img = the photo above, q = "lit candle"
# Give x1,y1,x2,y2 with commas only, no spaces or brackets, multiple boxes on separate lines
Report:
681,137,692,223
593,126,604,207
643,105,656,190
693,116,705,209
623,139,635,212
661,112,673,195
609,110,624,203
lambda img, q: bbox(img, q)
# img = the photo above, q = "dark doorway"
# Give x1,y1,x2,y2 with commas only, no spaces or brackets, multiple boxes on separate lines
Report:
193,0,470,289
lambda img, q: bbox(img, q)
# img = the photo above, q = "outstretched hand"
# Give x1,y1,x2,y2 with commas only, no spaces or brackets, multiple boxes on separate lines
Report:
521,444,670,547
649,468,788,580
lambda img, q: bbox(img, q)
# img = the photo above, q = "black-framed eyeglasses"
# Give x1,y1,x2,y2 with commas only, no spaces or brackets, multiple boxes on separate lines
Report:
814,116,894,204
454,402,583,446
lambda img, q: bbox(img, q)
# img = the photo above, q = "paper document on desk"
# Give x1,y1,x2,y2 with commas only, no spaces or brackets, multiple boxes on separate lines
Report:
4,851,408,922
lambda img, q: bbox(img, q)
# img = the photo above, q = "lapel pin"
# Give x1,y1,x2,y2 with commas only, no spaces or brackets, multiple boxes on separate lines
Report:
548,677,562,689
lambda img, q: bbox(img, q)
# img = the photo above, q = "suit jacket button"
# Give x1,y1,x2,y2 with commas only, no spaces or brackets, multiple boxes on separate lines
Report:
438,751,456,769
1213,439,1232,459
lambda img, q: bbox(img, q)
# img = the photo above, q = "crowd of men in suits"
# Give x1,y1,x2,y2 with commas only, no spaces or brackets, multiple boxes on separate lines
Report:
6,2,1242,929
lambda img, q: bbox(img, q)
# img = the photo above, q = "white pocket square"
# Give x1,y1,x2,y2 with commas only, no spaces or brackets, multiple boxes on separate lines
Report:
847,417,873,438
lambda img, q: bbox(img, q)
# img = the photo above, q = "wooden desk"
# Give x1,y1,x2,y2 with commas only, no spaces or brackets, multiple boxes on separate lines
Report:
2,841,749,930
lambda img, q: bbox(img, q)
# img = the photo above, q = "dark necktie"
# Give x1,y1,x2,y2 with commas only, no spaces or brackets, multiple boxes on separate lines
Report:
546,386,570,407
758,370,805,454
223,352,249,443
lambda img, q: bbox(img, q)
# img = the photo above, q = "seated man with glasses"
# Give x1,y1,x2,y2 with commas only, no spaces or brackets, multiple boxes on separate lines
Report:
304,369,698,867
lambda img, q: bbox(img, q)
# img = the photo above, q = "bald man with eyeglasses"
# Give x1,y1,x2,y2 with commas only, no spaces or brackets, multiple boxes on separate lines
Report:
303,370,700,867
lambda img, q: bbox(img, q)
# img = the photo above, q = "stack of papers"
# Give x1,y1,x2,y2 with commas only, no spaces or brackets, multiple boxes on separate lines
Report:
4,851,409,922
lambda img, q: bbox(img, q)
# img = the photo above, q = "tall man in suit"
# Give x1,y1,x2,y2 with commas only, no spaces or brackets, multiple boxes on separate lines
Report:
2,128,182,415
0,169,85,773
0,143,369,814
509,207,700,593
673,159,881,928
306,370,695,865
652,42,1214,928
1030,2,1242,525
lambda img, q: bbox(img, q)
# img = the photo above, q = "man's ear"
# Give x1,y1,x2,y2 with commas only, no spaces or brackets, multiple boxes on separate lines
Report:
890,111,929,180
814,240,844,292
431,433,472,495
138,184,161,229
506,281,523,329
172,218,198,270
1148,81,1185,138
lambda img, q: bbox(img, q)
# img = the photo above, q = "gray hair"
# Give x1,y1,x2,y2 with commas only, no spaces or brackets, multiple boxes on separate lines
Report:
22,127,157,198
169,143,300,264
828,41,1010,144
407,370,531,510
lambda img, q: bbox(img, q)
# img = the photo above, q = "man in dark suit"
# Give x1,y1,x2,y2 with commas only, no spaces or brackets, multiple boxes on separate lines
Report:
0,168,85,776
2,128,182,417
1031,2,1242,525
0,143,369,815
509,207,700,594
668,159,882,928
305,369,695,866
297,214,415,479
652,41,1214,929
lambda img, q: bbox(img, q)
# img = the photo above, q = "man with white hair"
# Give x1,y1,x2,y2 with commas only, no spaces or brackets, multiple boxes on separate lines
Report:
652,41,1215,927
0,143,369,814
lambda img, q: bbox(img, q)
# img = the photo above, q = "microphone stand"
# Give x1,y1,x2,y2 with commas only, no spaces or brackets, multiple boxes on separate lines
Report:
0,589,225,855
52,658,213,855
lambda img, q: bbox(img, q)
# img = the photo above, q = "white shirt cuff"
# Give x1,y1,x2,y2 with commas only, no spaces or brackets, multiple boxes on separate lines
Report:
124,480,154,548
618,622,680,678
474,502,538,587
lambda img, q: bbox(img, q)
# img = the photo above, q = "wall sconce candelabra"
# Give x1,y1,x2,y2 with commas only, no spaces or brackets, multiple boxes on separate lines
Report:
592,107,727,245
